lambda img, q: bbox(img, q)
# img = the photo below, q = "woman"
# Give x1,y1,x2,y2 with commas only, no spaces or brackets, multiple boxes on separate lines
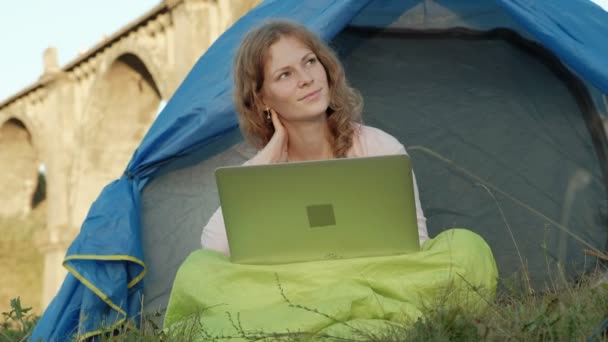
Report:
165,20,497,338
201,19,429,254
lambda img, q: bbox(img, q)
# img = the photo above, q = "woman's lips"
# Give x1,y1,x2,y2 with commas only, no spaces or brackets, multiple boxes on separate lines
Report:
299,88,322,101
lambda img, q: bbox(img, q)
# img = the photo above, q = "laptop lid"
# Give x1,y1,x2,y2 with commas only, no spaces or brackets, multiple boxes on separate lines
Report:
215,154,420,264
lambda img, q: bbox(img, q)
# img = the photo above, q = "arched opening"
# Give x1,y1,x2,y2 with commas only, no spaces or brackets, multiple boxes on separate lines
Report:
0,118,40,217
72,53,162,225
31,163,47,209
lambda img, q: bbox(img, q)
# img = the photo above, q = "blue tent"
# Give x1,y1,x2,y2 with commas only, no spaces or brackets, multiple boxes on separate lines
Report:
32,0,608,340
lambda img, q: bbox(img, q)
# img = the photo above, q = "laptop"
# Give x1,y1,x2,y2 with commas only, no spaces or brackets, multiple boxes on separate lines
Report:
215,154,421,264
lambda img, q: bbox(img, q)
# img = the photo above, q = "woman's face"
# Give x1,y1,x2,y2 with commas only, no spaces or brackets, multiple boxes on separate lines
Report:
260,36,330,123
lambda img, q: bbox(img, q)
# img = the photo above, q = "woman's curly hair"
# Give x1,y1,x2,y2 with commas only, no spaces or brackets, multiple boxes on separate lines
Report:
233,20,363,158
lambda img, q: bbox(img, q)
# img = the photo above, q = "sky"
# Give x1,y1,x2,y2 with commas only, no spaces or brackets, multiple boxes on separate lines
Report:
0,1,160,100
1,0,607,101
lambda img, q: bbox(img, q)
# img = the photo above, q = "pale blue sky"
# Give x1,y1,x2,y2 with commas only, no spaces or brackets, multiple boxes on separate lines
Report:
1,0,607,101
0,1,160,100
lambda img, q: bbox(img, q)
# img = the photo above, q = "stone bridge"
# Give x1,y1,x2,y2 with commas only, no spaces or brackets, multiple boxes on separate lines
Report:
0,0,259,308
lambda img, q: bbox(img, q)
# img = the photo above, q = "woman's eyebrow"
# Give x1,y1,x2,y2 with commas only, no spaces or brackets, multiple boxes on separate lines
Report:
271,52,315,76
301,52,314,61
271,65,290,76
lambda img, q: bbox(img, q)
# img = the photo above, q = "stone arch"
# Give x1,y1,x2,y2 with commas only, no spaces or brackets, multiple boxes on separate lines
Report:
71,53,162,225
1,109,47,162
100,45,168,100
0,117,41,216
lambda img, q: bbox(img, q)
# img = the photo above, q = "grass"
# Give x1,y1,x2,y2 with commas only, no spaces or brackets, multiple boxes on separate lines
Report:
477,271,607,341
1,297,39,342
3,267,605,341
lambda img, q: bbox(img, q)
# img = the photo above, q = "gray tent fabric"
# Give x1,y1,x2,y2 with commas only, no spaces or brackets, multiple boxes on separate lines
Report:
140,14,607,316
142,130,256,311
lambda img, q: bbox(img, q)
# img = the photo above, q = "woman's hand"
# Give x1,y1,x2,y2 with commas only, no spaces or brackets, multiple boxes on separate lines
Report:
250,109,289,164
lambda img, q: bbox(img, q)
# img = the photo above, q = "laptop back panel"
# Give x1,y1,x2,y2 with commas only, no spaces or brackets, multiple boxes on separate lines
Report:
215,155,420,264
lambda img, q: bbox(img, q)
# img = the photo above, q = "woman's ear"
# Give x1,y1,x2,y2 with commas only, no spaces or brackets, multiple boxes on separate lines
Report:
254,92,268,112
258,94,268,109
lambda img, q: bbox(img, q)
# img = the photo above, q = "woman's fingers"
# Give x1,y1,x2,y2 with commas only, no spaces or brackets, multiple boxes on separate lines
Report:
251,108,287,163
267,109,288,162
269,108,285,133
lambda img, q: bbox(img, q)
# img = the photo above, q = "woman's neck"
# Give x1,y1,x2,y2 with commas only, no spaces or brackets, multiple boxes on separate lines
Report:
282,117,334,162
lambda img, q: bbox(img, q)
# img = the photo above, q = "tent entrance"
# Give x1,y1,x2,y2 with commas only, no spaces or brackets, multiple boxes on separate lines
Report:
334,27,608,286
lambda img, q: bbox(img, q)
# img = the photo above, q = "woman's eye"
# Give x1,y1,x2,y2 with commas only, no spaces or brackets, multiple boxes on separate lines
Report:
278,71,290,80
306,57,317,66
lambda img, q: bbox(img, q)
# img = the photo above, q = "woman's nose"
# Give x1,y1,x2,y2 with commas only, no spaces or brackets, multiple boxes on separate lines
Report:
297,70,314,87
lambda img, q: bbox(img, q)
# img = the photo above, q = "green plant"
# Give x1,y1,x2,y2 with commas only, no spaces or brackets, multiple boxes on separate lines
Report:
0,297,39,342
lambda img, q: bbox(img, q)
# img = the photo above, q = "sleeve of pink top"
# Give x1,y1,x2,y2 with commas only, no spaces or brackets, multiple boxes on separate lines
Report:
200,155,263,255
200,207,230,255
